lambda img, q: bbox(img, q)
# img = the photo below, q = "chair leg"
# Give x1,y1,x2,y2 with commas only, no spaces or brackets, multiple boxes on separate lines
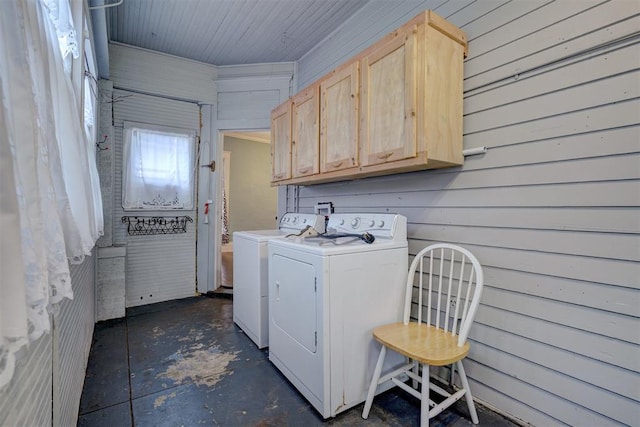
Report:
449,362,456,386
362,346,387,419
412,359,420,389
420,364,430,427
456,360,479,424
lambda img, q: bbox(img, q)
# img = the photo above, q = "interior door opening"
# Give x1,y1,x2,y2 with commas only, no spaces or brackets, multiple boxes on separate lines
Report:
216,130,277,294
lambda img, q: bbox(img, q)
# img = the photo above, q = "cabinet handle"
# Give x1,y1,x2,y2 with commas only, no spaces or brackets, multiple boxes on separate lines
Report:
299,167,311,174
330,161,344,169
273,173,284,179
378,152,394,160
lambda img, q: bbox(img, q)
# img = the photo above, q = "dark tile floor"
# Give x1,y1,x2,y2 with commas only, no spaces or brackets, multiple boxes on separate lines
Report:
78,295,519,427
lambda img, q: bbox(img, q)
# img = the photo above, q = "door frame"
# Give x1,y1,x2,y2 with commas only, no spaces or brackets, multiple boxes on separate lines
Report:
198,125,283,294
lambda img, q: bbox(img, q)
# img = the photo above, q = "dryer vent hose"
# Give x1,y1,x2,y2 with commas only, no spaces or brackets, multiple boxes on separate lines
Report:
317,232,375,244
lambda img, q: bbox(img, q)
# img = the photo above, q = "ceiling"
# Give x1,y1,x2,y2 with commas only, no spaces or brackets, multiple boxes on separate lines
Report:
105,0,370,66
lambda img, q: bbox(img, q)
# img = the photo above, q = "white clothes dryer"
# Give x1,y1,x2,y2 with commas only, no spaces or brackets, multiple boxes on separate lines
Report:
232,213,325,349
267,213,408,418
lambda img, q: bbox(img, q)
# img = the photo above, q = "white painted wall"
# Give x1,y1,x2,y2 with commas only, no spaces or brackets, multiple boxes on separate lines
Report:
108,41,217,103
108,43,220,305
293,1,640,426
107,43,294,295
110,89,201,307
0,256,96,427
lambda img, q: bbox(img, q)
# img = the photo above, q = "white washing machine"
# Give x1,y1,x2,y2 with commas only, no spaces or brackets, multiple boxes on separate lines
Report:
233,213,325,349
267,213,408,418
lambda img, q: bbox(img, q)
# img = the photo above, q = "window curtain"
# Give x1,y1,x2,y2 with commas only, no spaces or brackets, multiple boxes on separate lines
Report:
122,126,195,210
42,0,78,74
0,0,103,390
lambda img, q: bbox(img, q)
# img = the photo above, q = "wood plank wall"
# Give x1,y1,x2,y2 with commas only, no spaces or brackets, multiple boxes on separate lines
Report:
294,1,640,425
108,43,294,300
111,88,200,307
54,254,96,425
109,43,219,307
0,256,96,427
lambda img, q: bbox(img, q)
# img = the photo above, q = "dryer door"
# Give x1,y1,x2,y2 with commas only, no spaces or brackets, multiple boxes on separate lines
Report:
269,251,326,414
270,254,317,352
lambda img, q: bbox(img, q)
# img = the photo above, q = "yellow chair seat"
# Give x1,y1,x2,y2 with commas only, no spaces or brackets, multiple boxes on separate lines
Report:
373,322,470,367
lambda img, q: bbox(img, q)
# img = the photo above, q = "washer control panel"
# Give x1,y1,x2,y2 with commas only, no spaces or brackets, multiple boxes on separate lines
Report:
326,213,406,241
279,213,326,233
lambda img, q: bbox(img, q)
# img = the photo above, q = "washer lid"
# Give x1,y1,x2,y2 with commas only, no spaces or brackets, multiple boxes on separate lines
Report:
233,229,287,242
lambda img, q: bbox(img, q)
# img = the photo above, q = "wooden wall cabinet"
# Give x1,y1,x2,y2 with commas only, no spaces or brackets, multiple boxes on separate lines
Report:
270,101,291,182
291,85,320,178
271,10,467,186
320,61,359,174
360,24,418,169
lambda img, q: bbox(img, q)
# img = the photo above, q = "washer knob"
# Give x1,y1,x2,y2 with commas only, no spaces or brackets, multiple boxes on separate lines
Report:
351,217,360,228
378,220,385,228
292,216,299,224
368,220,375,227
339,219,345,225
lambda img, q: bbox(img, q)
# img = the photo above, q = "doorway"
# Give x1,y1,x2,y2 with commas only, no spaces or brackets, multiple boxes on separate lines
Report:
217,130,278,293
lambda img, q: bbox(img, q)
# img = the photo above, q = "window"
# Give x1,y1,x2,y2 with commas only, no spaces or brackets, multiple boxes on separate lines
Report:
123,123,196,210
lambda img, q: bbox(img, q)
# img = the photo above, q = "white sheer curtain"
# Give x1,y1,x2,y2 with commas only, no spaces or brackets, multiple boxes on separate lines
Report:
42,0,79,74
122,125,196,210
0,0,103,390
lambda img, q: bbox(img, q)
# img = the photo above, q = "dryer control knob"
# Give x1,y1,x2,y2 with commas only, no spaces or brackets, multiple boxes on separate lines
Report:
377,220,385,228
339,219,345,225
368,220,375,227
351,218,360,228
292,216,299,224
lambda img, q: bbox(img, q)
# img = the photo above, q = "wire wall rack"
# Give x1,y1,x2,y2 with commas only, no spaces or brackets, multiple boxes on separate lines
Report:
121,215,193,236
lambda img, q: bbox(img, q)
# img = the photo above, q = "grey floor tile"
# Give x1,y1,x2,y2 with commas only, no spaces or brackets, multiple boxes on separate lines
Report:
80,295,521,427
77,401,132,427
79,318,130,414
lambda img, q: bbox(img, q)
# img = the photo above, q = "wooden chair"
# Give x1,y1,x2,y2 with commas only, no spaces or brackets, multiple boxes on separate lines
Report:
362,243,484,426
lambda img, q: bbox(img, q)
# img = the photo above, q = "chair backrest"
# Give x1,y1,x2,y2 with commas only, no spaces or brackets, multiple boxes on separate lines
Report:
403,243,484,346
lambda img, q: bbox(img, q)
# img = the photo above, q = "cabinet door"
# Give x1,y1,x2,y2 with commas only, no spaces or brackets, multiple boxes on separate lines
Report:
360,25,417,167
320,61,359,173
271,101,292,182
291,86,320,178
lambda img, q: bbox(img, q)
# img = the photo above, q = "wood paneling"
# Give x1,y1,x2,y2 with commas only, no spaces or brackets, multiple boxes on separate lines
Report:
0,329,52,426
108,0,369,66
54,255,96,426
109,42,217,103
111,88,199,307
0,255,95,427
